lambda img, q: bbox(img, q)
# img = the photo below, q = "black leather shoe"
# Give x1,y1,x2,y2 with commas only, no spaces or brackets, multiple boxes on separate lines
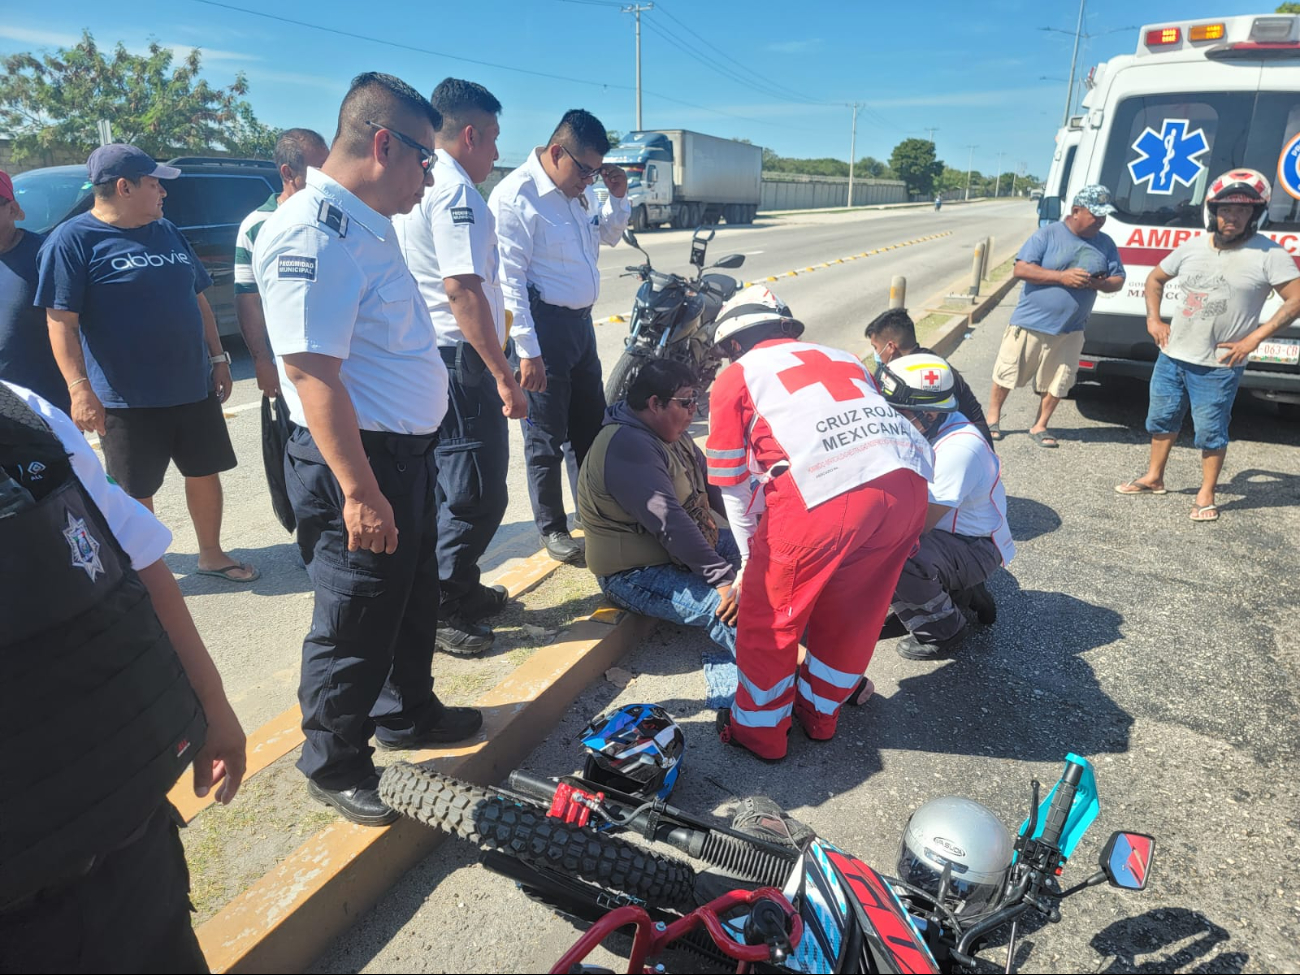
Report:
542,531,584,564
459,583,509,623
307,774,399,827
897,629,967,660
376,707,484,750
435,617,495,656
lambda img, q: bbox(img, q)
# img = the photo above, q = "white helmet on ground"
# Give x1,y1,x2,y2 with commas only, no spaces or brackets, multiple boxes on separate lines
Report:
712,285,804,348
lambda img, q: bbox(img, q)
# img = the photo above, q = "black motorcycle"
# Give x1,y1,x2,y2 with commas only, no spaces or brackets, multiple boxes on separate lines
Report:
604,226,746,406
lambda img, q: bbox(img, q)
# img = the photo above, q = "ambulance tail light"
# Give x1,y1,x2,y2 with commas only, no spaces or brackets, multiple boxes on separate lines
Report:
1189,24,1225,42
1145,27,1180,48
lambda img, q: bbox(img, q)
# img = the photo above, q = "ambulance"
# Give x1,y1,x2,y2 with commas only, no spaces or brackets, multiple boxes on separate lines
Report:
1037,13,1300,405
1037,119,1084,226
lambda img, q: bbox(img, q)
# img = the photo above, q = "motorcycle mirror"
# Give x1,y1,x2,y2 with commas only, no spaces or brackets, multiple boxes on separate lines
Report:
1098,831,1155,891
690,234,709,270
711,253,745,269
622,228,643,251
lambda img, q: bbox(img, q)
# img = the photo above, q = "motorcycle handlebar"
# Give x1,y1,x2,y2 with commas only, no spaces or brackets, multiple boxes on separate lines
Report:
1038,761,1083,851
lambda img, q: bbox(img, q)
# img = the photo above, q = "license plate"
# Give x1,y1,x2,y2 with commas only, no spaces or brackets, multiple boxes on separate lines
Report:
1248,338,1300,365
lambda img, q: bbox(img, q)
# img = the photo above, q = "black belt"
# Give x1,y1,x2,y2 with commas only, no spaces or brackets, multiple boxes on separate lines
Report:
358,429,438,456
527,285,592,319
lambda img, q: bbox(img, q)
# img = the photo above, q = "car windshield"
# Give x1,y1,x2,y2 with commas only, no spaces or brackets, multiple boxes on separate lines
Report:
13,167,92,234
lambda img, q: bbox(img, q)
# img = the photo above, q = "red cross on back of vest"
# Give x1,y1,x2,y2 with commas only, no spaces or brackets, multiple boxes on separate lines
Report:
777,350,870,402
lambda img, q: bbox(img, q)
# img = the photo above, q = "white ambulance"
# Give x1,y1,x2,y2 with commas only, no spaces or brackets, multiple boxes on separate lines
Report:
1037,119,1084,226
1039,13,1300,405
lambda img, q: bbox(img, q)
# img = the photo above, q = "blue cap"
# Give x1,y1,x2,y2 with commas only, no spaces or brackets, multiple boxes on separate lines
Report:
86,144,181,185
1072,184,1117,217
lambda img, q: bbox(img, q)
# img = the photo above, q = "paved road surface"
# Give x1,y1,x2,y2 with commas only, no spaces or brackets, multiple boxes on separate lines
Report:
155,199,1036,734
314,287,1300,974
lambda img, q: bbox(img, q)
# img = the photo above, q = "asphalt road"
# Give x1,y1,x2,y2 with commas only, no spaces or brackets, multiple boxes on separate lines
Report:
155,198,1036,734
312,288,1300,974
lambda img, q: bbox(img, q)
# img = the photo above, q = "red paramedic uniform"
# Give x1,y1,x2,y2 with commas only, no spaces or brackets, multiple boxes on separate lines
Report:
706,338,933,759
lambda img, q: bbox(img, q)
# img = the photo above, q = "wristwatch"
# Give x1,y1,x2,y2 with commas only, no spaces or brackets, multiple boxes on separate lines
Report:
209,351,232,366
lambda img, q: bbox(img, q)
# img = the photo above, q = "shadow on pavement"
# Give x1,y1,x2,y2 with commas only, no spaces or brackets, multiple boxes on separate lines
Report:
1005,495,1062,541
1090,907,1248,974
170,542,308,597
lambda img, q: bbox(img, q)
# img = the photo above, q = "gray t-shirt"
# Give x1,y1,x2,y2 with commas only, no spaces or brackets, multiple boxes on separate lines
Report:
1160,234,1298,368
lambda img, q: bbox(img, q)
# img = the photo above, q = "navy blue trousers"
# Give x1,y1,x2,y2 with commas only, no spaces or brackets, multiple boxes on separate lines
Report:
286,427,446,788
435,343,510,615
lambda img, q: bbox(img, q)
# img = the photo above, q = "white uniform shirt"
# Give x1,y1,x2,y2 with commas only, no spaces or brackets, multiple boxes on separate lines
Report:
4,381,172,570
929,413,1015,564
393,154,505,348
488,148,630,359
253,168,449,435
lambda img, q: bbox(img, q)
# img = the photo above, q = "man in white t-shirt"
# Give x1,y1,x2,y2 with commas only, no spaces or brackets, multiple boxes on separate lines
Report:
1117,170,1300,522
394,78,526,656
877,354,1015,661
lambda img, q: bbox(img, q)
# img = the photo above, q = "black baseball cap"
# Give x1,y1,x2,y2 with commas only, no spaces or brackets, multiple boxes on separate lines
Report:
86,144,182,185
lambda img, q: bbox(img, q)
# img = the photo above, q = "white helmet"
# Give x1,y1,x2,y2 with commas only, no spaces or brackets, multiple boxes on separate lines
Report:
875,353,960,413
712,285,804,348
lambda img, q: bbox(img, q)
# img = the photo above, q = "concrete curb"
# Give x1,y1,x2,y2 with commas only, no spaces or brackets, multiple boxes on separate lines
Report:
197,607,657,973
915,250,1021,360
759,197,999,218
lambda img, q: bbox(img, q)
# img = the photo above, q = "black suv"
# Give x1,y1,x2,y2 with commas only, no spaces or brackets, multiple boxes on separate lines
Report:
12,156,280,338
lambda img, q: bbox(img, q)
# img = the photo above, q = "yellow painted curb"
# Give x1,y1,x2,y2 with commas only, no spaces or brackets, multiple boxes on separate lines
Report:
609,314,626,323
766,275,778,282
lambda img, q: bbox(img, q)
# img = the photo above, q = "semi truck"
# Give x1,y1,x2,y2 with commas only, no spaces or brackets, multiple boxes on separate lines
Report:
597,129,763,231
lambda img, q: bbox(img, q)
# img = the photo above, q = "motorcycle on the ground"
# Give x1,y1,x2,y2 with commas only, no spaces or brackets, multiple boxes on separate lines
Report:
603,226,746,406
379,753,1154,974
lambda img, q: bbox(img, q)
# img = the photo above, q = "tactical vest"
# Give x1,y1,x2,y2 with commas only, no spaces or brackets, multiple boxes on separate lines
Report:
0,384,207,902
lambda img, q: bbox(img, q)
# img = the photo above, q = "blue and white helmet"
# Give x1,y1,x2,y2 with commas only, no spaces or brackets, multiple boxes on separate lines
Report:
579,703,685,801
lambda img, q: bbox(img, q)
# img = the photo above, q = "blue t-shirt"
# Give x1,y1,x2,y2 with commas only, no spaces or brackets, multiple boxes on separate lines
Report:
1,230,70,412
1009,222,1125,336
35,213,213,408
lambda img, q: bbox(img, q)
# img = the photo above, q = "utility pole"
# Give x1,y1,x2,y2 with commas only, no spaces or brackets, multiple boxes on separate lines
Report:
623,3,654,130
993,151,1004,198
924,126,939,144
965,144,978,201
848,102,860,208
1063,0,1085,126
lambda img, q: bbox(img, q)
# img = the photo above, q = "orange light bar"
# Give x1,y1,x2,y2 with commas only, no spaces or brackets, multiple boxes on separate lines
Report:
1190,23,1225,42
1146,27,1181,46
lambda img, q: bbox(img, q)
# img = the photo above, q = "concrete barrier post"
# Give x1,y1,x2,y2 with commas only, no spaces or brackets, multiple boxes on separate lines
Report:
889,275,906,309
969,242,985,297
983,236,996,280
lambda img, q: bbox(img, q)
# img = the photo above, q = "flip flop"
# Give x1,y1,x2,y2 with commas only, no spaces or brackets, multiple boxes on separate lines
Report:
847,677,875,707
1028,430,1059,448
1190,504,1219,522
195,562,261,583
1115,479,1168,495
988,421,1003,441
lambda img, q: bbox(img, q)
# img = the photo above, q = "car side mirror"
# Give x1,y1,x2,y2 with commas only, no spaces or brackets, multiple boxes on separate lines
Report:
711,253,745,269
1038,195,1063,222
1099,831,1155,891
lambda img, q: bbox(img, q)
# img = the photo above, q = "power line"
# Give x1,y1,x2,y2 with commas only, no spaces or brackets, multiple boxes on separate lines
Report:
187,0,808,131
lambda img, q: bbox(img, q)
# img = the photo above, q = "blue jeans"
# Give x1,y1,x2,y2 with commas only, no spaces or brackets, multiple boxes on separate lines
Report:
1145,352,1245,451
598,530,741,654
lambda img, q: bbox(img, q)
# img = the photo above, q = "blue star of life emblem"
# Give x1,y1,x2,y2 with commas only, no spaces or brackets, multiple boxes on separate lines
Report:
63,510,105,581
1127,119,1210,195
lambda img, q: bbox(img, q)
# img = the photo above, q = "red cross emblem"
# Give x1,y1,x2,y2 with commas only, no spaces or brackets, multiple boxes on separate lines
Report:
777,350,867,402
922,370,940,387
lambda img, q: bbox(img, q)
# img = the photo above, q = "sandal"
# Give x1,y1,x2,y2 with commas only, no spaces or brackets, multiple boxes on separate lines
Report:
1190,504,1219,522
988,421,1003,442
194,562,260,583
1115,479,1167,495
1028,430,1059,448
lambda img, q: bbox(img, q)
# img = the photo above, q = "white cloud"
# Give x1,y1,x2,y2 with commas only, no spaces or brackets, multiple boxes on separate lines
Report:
242,67,344,92
0,25,259,64
165,44,262,63
0,26,81,47
765,39,822,54
863,86,1052,108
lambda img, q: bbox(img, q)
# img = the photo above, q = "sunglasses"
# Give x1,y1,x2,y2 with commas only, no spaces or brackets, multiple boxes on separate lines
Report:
561,144,605,181
670,395,698,411
366,120,435,172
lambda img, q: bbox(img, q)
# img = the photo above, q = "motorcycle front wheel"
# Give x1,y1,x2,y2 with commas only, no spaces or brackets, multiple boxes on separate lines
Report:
604,349,655,405
380,763,698,911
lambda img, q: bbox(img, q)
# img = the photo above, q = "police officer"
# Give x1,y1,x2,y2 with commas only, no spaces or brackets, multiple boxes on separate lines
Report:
489,109,629,564
254,72,482,826
395,79,525,655
1,381,246,973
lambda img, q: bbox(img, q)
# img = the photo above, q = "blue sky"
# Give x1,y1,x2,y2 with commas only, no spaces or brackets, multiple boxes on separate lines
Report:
0,1,1279,178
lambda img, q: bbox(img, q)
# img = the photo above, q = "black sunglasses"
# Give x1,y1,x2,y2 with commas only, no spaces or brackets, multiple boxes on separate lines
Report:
670,395,698,411
366,120,435,172
561,144,605,181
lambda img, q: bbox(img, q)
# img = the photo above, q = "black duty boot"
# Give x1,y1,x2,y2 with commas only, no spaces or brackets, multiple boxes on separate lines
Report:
542,531,584,565
307,773,399,827
896,628,968,661
459,583,509,623
435,617,495,656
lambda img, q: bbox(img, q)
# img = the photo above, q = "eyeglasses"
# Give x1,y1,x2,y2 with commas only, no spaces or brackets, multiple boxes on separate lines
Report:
561,144,605,181
365,120,435,172
670,396,698,411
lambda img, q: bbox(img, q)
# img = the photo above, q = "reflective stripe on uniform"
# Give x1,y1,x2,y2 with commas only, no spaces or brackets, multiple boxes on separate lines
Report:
705,447,746,459
804,651,860,690
737,670,796,707
731,702,794,727
707,461,749,478
797,677,843,715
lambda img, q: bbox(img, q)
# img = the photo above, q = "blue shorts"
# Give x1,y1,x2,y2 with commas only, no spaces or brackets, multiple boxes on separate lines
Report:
1145,353,1244,451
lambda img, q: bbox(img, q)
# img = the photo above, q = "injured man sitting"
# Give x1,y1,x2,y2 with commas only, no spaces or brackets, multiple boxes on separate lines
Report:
576,359,740,652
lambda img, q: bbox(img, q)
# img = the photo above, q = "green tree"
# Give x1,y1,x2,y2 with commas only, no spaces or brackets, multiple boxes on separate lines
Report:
1276,3,1300,13
0,30,277,166
889,138,944,196
856,156,893,179
606,129,623,146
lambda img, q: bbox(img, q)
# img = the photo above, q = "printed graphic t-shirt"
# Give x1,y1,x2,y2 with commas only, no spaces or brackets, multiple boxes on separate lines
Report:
35,212,213,408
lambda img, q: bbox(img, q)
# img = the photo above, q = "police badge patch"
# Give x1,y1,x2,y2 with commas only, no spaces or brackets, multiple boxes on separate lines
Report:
450,206,475,225
63,510,105,581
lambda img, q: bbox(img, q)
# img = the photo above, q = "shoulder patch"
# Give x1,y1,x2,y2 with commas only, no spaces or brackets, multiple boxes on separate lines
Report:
316,200,350,238
278,255,318,281
450,206,475,226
